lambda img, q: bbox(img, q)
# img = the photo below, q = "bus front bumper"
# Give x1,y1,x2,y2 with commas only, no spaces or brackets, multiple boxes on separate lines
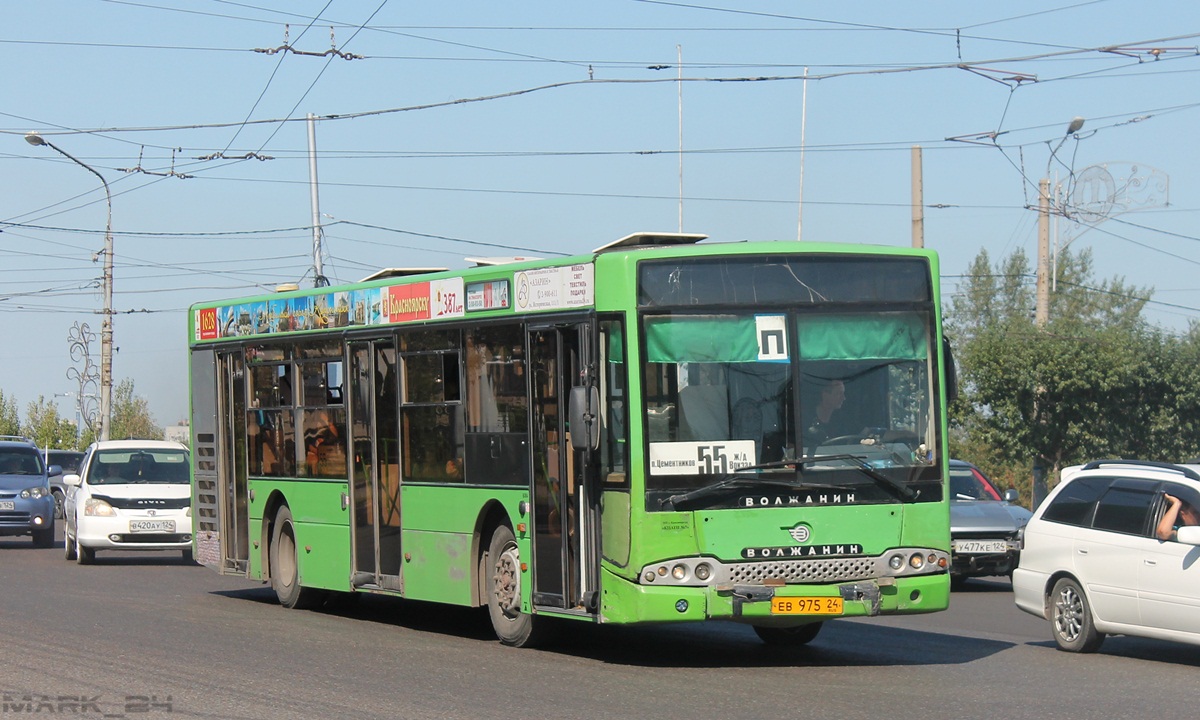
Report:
599,570,950,625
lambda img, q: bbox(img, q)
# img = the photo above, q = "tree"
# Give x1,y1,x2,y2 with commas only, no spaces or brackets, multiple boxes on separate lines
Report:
946,245,1190,497
0,390,19,436
108,379,163,441
23,396,79,450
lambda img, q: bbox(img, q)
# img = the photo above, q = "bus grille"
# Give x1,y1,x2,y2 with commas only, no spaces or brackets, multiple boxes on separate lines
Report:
728,557,876,585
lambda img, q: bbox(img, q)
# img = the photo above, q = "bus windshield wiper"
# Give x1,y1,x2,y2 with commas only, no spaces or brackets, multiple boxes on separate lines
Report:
814,453,919,502
662,455,877,510
661,454,917,510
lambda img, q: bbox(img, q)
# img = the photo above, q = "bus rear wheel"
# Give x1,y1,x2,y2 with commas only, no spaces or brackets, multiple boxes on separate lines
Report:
485,525,542,647
753,622,823,646
270,505,321,609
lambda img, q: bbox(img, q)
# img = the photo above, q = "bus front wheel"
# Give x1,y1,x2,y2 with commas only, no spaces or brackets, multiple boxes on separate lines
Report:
486,525,542,647
754,622,823,646
270,505,321,609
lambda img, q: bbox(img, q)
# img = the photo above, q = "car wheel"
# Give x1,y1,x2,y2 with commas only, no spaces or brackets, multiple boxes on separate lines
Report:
754,622,823,646
1050,577,1104,653
32,526,55,549
269,505,321,609
181,547,194,564
485,524,544,647
950,575,970,591
64,528,77,561
75,533,95,565
52,490,65,520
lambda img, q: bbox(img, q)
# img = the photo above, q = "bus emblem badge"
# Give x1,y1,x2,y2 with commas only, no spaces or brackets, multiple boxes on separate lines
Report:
786,524,811,543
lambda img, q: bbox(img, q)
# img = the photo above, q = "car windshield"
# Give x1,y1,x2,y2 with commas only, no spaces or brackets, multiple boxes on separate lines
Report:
0,448,44,475
48,451,83,473
89,449,189,485
950,465,1002,501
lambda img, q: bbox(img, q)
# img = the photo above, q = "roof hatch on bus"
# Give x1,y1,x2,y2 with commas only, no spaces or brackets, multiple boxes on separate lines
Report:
358,267,449,282
593,232,707,253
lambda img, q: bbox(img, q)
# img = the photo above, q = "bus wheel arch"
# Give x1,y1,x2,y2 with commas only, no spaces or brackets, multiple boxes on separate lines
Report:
267,502,322,609
260,490,288,582
473,502,511,608
485,523,544,646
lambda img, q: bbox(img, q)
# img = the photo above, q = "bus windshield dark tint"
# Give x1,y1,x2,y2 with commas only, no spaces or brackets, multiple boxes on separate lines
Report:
638,256,931,308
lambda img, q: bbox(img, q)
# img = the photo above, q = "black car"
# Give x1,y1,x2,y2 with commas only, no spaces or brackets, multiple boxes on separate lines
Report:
45,449,85,520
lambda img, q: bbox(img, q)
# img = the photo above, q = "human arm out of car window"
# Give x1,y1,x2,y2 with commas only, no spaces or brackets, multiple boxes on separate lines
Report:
1156,493,1184,541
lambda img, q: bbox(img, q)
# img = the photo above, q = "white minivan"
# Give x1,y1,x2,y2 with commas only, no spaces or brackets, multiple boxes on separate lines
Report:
1013,459,1200,653
62,440,192,564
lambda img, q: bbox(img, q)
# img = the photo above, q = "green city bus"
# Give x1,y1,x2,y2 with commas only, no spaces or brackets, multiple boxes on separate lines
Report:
188,232,955,647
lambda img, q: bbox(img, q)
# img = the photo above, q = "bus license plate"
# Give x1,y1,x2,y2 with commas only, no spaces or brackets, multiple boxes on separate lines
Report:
130,519,175,533
771,597,843,615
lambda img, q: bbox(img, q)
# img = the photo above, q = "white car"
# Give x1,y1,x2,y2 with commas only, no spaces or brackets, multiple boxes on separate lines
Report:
1013,459,1200,653
62,440,193,564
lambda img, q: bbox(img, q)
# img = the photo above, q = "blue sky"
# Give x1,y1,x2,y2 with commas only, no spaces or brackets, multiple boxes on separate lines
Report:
3,1,1198,429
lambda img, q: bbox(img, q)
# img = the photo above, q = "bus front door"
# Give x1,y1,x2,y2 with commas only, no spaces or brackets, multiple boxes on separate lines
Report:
216,350,249,574
348,340,403,592
528,323,599,613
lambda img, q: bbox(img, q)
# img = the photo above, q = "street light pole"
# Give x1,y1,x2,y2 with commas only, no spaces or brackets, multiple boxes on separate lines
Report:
1036,116,1085,329
26,132,113,441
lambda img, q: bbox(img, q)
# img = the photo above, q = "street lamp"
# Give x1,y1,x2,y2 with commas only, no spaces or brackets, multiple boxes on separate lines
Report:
26,132,113,441
1035,116,1085,328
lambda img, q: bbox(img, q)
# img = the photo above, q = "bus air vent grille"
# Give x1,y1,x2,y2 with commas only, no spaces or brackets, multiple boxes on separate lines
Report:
728,558,875,585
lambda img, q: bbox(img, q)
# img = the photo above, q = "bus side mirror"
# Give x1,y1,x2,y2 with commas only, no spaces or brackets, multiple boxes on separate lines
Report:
569,385,601,452
942,335,959,405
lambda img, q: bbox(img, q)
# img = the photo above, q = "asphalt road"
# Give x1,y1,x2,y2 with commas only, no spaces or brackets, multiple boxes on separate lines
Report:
3,528,1198,720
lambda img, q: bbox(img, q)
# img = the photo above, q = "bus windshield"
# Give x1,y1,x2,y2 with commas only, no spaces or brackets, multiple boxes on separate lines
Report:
642,310,941,510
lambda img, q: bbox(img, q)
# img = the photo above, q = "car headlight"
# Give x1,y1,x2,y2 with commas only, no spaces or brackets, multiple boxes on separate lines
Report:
84,497,116,517
19,486,50,499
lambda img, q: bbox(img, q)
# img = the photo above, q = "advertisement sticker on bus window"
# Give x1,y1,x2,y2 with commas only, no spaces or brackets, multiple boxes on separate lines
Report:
756,314,788,362
197,308,218,341
466,280,511,312
648,440,757,476
385,282,431,323
430,277,465,319
514,264,594,311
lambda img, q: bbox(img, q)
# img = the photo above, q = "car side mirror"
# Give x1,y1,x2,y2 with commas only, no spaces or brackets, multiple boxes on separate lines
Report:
1003,488,1019,503
1177,526,1200,546
62,473,81,487
47,464,62,477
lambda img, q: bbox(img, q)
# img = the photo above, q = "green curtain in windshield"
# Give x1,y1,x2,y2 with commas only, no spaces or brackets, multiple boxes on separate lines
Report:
645,316,758,363
645,313,927,363
799,313,927,360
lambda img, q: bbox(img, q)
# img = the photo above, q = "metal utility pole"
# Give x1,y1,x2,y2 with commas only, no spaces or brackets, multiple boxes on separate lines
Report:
26,132,113,441
307,113,328,287
911,145,924,248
